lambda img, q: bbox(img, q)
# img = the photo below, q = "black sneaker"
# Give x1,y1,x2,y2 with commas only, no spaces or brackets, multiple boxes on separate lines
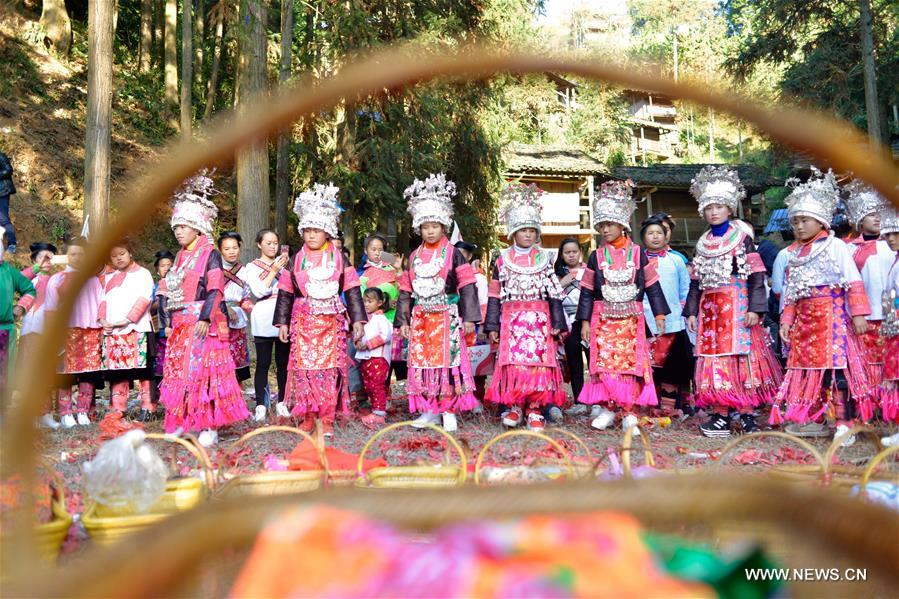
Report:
699,413,731,438
137,409,156,422
740,413,760,434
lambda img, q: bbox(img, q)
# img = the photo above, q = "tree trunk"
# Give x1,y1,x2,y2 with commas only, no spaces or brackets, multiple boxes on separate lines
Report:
84,0,115,232
180,0,192,140
236,0,270,264
203,5,225,120
40,0,72,55
164,0,178,119
139,0,153,71
335,103,356,261
859,0,883,147
274,0,294,242
195,0,205,87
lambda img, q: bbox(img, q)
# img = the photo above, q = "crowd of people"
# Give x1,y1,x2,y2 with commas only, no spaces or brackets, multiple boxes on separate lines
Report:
1,165,897,449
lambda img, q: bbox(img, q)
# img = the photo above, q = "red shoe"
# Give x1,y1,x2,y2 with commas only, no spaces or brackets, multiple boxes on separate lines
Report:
502,407,522,428
526,411,545,431
361,413,386,430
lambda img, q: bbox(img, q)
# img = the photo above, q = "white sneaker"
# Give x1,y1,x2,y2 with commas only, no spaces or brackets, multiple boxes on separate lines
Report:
589,404,602,419
253,405,267,422
40,414,61,430
411,412,441,428
442,412,458,432
76,413,91,426
60,414,77,429
590,408,615,431
834,424,856,448
881,432,899,447
622,414,640,437
275,402,291,418
198,429,218,447
565,403,588,416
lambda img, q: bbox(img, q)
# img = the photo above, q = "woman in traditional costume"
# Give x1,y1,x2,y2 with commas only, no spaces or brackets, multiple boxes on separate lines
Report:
772,169,875,443
396,174,480,432
577,180,670,433
484,183,567,432
684,166,782,438
44,237,104,429
274,183,366,438
878,207,899,445
843,179,893,408
157,170,249,447
97,242,155,421
217,232,252,385
246,229,291,421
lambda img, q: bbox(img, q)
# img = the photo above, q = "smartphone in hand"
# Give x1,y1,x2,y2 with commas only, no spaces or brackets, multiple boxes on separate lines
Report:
280,245,290,256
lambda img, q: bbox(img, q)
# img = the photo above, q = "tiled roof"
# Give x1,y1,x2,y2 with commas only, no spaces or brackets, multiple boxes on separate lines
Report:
763,208,790,234
503,144,609,176
611,164,780,193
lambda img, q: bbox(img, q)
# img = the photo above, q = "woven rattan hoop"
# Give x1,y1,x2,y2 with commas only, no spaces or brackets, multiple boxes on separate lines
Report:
621,424,655,477
357,421,468,486
144,433,216,492
474,430,575,484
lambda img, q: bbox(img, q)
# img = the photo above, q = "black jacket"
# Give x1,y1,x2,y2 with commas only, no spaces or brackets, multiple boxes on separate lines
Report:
157,249,227,329
484,257,568,334
272,253,367,327
395,246,481,327
0,152,16,197
575,245,670,322
684,236,768,318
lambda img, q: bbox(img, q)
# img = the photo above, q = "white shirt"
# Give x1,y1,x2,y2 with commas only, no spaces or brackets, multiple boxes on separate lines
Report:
355,312,392,360
771,248,790,314
222,265,249,330
99,266,155,334
244,259,280,338
849,238,895,320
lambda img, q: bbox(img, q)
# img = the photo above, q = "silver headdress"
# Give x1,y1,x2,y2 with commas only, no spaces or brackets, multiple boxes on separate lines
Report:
844,178,888,228
881,205,899,236
690,166,745,214
500,183,544,239
785,167,839,229
405,173,456,233
293,182,343,238
170,168,219,238
593,179,637,231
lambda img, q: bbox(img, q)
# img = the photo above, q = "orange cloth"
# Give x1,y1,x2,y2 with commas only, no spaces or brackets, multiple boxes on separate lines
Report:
286,440,387,472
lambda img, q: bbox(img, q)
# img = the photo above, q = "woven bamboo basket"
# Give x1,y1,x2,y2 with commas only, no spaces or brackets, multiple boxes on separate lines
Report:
216,426,328,498
621,423,656,478
859,445,899,496
82,433,214,547
32,464,72,561
474,430,575,484
355,421,467,489
544,428,600,478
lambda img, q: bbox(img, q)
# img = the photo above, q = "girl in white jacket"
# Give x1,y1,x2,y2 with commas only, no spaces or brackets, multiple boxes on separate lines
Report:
355,287,393,429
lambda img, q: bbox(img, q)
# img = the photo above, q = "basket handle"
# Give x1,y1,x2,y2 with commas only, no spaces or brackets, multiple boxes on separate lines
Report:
38,459,67,507
859,445,899,494
546,428,600,478
474,430,574,485
145,433,217,492
357,421,468,486
824,425,879,468
222,426,329,482
714,431,827,476
621,423,655,478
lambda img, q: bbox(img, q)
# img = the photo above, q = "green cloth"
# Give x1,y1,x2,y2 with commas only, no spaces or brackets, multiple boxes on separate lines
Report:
0,262,35,329
643,532,783,599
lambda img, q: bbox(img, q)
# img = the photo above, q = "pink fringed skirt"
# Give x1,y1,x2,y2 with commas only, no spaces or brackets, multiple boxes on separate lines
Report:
770,288,875,425
160,302,248,433
881,335,899,423
407,305,476,414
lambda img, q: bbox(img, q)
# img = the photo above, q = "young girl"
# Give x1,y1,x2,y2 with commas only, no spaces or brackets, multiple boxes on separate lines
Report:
274,183,366,437
17,242,56,427
684,166,782,437
245,229,291,421
97,242,155,421
44,238,105,429
157,171,248,447
484,183,567,431
359,234,399,322
641,214,692,413
878,207,899,444
150,250,175,405
556,238,589,414
844,179,893,407
577,180,670,433
396,173,480,432
218,232,252,384
773,169,874,440
356,288,393,429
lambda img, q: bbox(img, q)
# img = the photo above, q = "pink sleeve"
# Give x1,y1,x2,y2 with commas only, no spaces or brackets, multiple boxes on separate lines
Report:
97,300,108,321
398,271,412,293
643,259,660,288
366,335,386,350
278,268,295,293
847,280,872,317
455,262,476,289
17,294,35,311
126,297,151,322
343,266,361,291
20,267,36,281
580,268,595,291
488,279,501,299
781,304,796,327
206,268,224,293
746,252,766,274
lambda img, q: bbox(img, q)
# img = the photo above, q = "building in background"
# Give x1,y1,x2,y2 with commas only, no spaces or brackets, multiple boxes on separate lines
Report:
624,90,681,164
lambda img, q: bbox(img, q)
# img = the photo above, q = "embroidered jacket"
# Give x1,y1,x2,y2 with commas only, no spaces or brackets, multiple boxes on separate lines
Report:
156,235,226,329
483,246,567,333
97,263,155,334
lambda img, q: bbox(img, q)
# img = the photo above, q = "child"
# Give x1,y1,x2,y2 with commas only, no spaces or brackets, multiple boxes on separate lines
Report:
484,183,567,431
0,229,35,397
245,229,291,421
577,180,670,433
274,183,366,437
218,232,252,384
844,179,893,410
356,288,393,428
359,233,399,322
150,250,175,405
878,207,899,445
17,242,55,426
772,169,874,441
641,214,692,413
44,237,105,428
157,171,249,447
396,173,480,432
97,242,155,421
556,238,589,412
684,166,782,437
